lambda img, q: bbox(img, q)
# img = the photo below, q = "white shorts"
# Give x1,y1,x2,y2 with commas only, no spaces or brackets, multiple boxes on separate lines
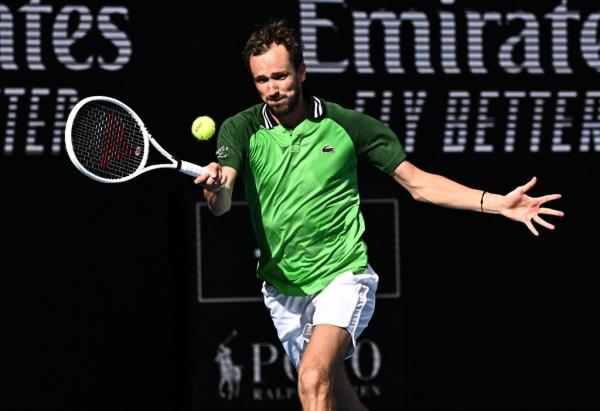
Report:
261,266,379,369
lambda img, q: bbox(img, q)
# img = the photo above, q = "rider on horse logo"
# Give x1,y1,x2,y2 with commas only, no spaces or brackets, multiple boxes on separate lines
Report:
215,330,242,400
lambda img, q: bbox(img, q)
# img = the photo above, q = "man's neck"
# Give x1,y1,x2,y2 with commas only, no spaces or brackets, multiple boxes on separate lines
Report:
272,98,309,130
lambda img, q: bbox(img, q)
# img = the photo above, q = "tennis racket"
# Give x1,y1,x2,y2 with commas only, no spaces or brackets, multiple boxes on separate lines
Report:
64,95,207,183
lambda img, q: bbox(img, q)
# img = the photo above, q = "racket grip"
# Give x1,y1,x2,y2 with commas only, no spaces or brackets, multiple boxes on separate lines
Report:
179,161,206,177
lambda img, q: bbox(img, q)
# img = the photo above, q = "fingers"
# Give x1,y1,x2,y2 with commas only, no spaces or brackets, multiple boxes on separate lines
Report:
193,163,218,182
520,176,537,194
539,207,565,217
538,193,562,204
525,220,539,237
533,215,555,230
205,173,222,186
525,207,563,236
205,175,227,192
193,162,225,190
219,174,229,187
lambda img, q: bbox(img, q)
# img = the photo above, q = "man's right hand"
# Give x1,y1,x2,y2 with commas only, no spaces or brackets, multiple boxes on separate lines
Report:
194,162,227,192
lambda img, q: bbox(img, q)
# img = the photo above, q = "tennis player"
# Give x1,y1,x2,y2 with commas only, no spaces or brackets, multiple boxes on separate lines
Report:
195,18,564,411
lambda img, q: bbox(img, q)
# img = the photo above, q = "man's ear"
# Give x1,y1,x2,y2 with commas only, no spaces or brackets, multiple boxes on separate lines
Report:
298,62,307,82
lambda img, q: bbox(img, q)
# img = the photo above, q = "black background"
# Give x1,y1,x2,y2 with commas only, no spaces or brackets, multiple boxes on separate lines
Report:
2,1,598,410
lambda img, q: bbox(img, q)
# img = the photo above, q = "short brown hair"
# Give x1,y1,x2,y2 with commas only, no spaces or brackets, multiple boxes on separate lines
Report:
242,18,304,74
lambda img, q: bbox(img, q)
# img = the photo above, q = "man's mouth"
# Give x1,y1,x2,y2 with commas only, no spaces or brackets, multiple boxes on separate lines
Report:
268,96,286,104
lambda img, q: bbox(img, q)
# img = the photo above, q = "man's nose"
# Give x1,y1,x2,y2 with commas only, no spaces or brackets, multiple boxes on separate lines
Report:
267,81,279,95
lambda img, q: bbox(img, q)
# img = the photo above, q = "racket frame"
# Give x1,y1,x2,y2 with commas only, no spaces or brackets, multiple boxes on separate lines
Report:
65,95,205,183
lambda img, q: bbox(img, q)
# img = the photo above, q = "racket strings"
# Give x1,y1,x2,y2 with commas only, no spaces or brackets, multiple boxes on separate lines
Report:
70,101,146,180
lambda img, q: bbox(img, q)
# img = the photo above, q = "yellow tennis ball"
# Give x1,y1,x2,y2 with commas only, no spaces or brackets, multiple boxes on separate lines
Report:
191,115,216,141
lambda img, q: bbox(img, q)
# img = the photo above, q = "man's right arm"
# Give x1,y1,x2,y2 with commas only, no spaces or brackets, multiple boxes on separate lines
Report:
194,163,238,216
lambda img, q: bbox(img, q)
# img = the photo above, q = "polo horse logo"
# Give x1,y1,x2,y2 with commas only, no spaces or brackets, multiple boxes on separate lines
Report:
215,330,242,400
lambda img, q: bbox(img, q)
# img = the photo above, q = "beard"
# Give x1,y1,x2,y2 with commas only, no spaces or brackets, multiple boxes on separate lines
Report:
267,89,301,116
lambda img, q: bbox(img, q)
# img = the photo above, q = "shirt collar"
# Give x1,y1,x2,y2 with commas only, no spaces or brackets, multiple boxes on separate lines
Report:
261,96,325,130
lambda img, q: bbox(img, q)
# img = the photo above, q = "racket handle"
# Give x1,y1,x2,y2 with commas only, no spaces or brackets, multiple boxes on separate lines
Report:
179,161,206,177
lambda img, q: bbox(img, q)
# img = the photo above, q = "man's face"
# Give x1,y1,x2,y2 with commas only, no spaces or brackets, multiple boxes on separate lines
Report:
249,43,306,116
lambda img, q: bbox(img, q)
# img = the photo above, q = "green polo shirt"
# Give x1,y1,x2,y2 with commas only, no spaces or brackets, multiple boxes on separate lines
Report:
216,96,406,296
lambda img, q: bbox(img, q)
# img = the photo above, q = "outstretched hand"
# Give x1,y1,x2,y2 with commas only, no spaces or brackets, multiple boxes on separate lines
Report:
501,176,564,236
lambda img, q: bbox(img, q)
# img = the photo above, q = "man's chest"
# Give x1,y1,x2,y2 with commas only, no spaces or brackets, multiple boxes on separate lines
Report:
247,124,357,188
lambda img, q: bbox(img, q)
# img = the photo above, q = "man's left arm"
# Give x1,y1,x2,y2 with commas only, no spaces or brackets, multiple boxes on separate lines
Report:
391,160,565,236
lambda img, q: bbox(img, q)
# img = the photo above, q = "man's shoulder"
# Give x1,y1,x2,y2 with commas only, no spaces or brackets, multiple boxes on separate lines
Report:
222,103,264,132
320,98,369,123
